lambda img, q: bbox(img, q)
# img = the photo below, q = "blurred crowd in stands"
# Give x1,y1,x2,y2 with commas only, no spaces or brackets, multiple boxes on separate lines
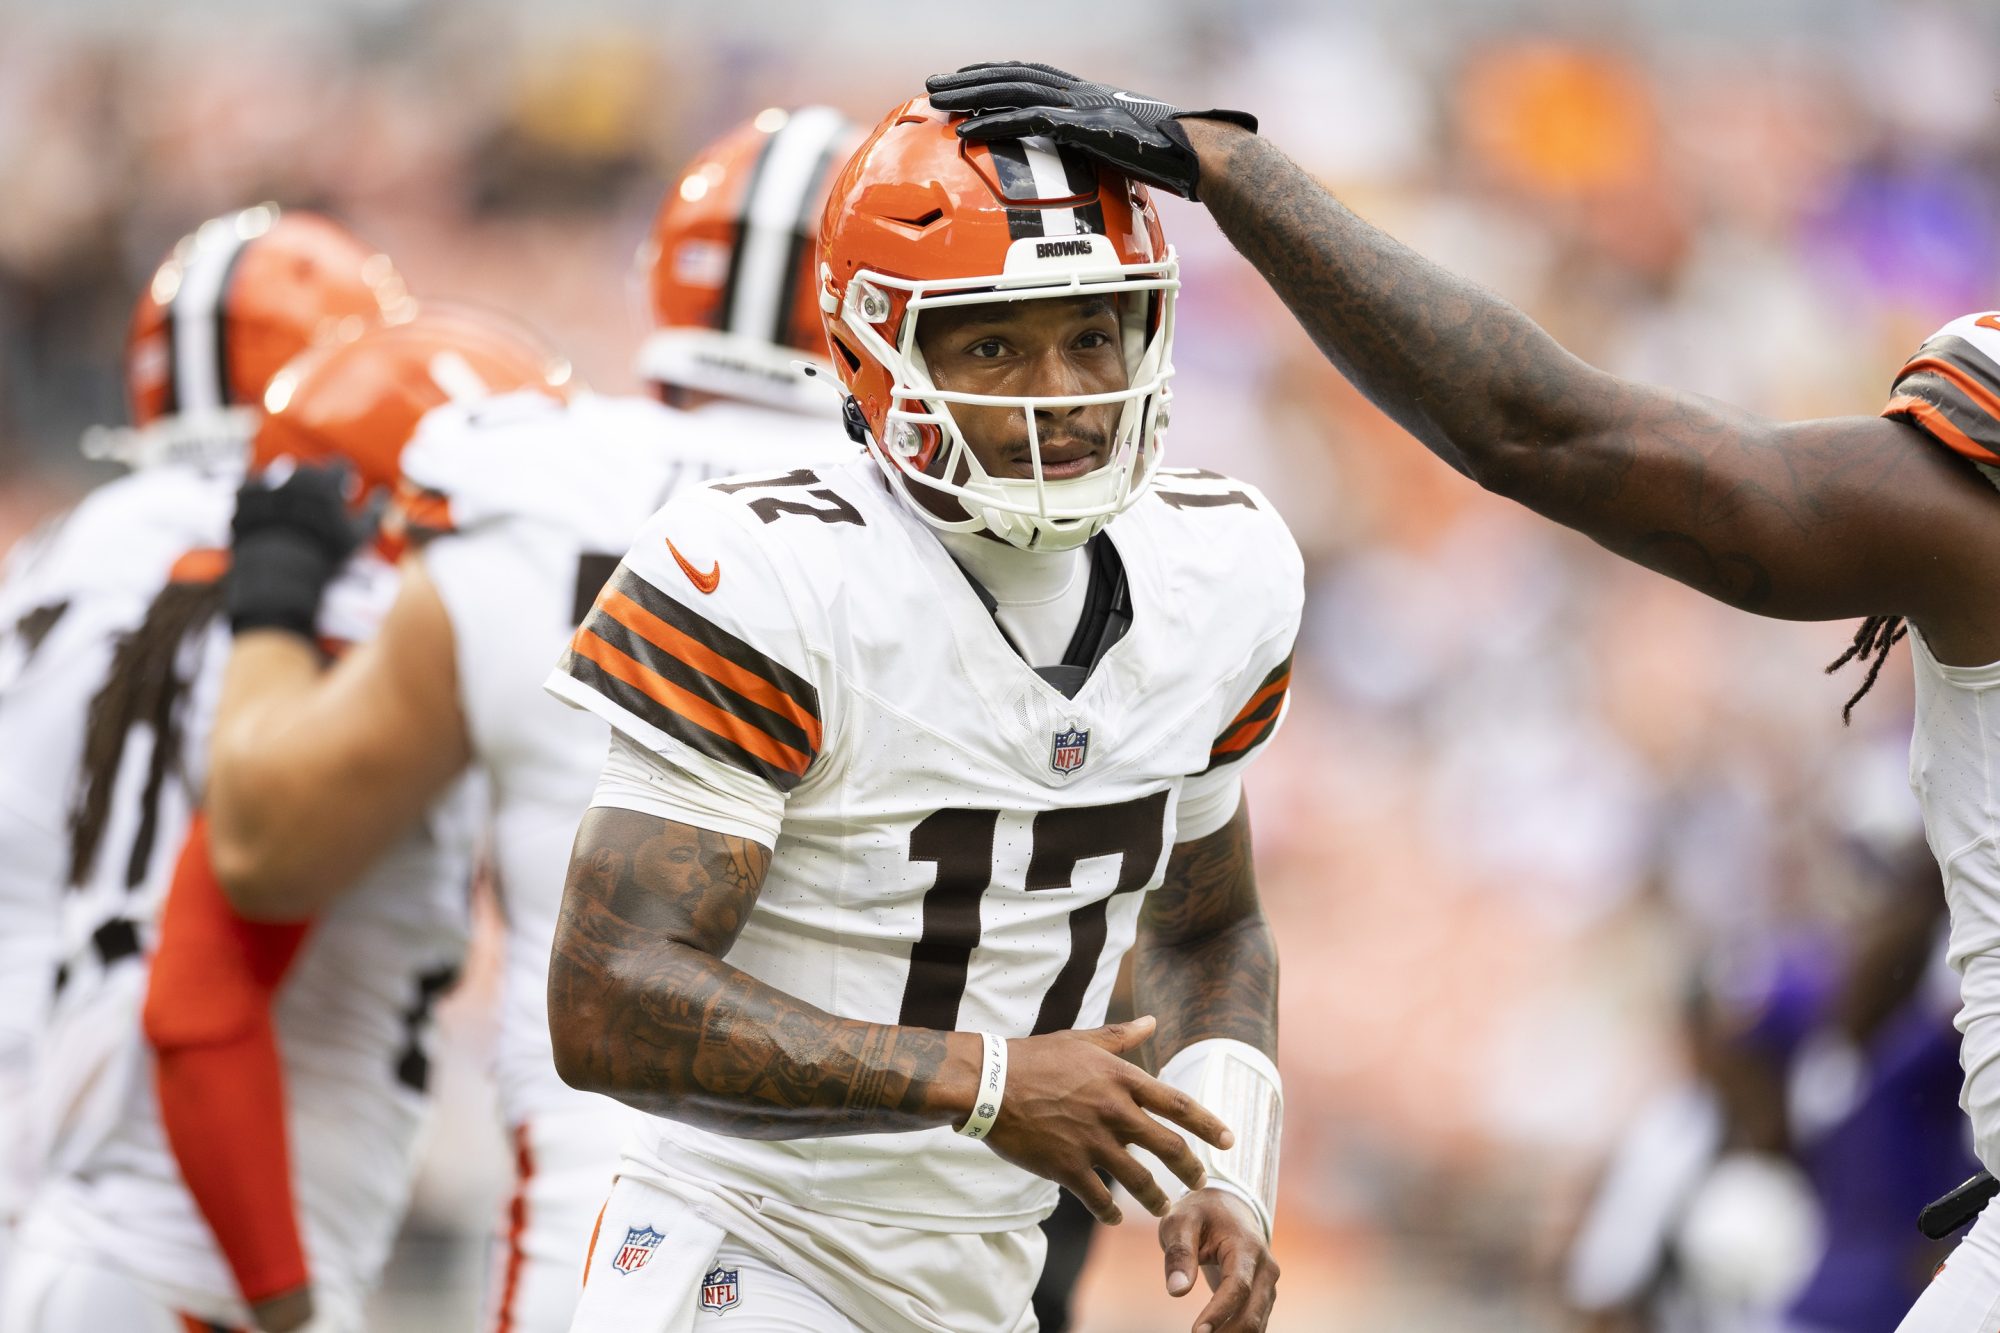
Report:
7,1,1999,1326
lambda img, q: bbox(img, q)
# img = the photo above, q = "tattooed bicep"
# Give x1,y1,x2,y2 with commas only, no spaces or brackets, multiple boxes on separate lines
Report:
562,807,773,956
1142,801,1259,943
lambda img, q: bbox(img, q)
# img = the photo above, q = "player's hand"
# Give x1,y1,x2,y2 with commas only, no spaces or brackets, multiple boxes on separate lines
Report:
226,460,363,638
1160,1188,1279,1333
979,1015,1234,1226
923,62,1256,200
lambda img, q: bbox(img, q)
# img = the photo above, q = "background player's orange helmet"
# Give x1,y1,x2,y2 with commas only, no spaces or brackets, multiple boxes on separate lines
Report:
818,96,1177,552
635,106,861,414
252,305,572,506
110,205,412,468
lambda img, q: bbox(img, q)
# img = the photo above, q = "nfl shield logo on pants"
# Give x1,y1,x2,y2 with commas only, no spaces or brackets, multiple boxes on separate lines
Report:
700,1265,741,1311
611,1224,664,1276
1051,726,1089,775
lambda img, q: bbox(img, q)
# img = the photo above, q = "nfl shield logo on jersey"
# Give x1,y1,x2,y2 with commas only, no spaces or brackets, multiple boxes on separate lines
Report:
611,1224,665,1276
1050,726,1089,776
1056,720,1088,772
700,1266,741,1311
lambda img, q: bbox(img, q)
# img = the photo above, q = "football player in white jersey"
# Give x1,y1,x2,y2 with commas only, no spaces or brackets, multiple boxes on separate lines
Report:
925,59,2000,1332
196,107,863,1333
543,96,1296,1333
3,309,571,1333
0,205,409,1308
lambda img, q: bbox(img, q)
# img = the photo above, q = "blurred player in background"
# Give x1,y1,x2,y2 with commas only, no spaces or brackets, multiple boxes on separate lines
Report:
1564,849,1969,1331
3,306,571,1333
0,206,408,1308
927,60,2000,1331
546,96,1292,1333
198,106,862,1333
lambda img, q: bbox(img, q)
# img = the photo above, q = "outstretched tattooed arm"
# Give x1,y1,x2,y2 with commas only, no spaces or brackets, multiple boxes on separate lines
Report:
1178,118,2000,648
1134,802,1277,1068
549,807,980,1137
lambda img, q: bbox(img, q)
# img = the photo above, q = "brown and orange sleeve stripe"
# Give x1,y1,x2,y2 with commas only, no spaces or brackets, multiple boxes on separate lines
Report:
558,567,821,791
1883,335,2000,465
1203,652,1292,773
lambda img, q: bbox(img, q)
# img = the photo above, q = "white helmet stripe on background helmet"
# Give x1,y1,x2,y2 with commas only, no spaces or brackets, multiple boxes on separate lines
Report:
165,206,273,415
721,106,851,350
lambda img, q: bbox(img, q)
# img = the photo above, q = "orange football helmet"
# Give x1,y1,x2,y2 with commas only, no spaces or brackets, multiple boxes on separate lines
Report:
104,205,412,469
252,305,572,505
818,97,1178,552
636,106,861,413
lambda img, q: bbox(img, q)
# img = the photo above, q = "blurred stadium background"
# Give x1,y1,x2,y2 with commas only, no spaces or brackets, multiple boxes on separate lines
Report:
7,0,2000,1327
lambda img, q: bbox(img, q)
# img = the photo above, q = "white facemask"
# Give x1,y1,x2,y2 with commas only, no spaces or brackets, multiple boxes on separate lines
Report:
837,233,1179,552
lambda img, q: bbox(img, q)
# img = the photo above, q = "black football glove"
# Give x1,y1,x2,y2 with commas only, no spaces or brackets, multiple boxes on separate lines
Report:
924,62,1255,201
226,461,362,638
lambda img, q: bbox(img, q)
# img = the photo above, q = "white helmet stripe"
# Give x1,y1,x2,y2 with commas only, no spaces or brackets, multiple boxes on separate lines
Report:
726,106,850,345
170,210,262,414
1019,138,1078,237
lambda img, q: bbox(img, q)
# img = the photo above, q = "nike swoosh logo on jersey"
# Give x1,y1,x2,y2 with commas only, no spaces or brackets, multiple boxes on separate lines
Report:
1112,91,1171,108
666,537,720,594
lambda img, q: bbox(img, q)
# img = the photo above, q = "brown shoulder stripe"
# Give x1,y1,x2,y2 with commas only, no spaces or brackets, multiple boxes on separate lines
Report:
1203,654,1293,772
559,565,821,789
587,601,817,758
559,635,811,790
1885,392,1996,464
1884,336,2000,464
604,568,819,730
1920,335,2000,396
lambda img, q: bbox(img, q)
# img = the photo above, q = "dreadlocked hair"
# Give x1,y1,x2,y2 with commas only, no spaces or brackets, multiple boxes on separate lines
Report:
67,568,225,890
1824,615,1908,726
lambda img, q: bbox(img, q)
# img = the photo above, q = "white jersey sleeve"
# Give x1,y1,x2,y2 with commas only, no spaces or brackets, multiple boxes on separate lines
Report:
545,485,830,813
1156,468,1300,779
590,730,783,847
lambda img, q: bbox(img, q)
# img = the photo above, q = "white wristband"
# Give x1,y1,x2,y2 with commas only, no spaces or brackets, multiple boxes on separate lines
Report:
957,1033,1008,1140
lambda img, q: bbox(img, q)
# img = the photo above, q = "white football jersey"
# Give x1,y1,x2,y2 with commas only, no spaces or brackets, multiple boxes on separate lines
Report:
399,390,860,1129
1884,314,2000,1178
546,457,1302,1231
0,461,240,1245
0,465,237,982
21,511,478,1326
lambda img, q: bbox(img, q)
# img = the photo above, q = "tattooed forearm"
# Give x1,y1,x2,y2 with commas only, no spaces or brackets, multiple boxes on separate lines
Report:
548,807,976,1138
1190,124,1616,486
1179,119,1968,624
1134,803,1277,1066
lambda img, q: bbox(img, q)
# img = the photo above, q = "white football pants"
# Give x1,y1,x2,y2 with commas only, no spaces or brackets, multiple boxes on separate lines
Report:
569,1171,1045,1333
481,1105,631,1333
0,1237,360,1333
569,1203,859,1333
